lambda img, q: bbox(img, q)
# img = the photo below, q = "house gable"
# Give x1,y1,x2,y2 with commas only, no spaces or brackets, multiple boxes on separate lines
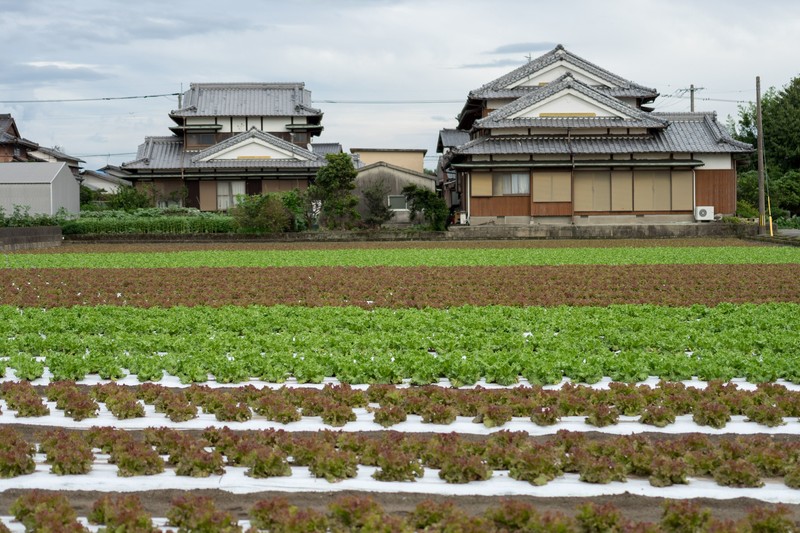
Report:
507,62,615,90
192,128,318,163
508,88,628,119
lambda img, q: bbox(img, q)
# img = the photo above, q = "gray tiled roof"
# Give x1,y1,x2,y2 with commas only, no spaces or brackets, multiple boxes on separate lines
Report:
470,44,658,99
455,112,752,156
170,83,322,118
475,75,667,130
122,131,325,171
438,129,470,149
311,143,344,155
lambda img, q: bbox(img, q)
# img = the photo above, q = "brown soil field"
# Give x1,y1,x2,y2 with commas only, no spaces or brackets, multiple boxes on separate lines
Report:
12,237,766,254
2,263,798,307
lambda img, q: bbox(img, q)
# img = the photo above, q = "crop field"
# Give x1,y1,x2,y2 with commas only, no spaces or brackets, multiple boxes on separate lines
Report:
0,238,799,531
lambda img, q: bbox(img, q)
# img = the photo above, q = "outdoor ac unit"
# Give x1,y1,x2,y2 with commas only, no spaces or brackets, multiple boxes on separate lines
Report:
694,206,715,221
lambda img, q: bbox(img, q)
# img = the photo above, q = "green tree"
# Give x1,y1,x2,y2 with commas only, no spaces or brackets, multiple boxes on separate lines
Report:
402,184,449,231
361,179,394,228
308,153,360,229
107,185,153,211
732,76,800,217
230,193,292,233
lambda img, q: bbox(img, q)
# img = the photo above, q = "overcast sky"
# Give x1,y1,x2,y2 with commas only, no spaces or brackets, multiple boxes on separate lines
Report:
1,0,798,171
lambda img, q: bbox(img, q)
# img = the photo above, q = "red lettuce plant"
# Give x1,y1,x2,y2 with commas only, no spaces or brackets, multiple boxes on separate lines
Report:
89,494,157,532
166,494,241,532
0,426,35,478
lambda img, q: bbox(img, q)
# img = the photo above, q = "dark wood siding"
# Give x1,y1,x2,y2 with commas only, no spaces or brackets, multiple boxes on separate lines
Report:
532,202,572,216
696,169,736,214
245,179,262,196
184,181,200,209
471,196,530,216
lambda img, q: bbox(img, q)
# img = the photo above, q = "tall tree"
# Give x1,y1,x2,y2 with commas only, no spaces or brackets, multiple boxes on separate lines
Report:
308,153,360,229
732,76,800,217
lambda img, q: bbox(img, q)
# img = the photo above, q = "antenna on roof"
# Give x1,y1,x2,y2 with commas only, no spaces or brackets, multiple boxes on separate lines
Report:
178,83,182,108
524,53,532,63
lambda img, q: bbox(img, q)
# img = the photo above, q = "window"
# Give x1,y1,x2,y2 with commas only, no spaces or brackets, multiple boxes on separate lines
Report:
186,133,216,149
492,172,530,195
217,181,246,211
388,195,408,210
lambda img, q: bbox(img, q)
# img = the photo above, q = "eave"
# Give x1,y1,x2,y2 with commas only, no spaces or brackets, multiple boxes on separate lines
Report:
451,159,705,170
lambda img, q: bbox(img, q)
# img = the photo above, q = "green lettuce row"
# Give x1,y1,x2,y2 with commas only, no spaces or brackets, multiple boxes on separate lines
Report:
0,303,798,384
5,246,800,268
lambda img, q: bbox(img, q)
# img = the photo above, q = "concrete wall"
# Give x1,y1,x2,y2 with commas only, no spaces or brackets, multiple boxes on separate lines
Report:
0,226,62,251
51,164,80,214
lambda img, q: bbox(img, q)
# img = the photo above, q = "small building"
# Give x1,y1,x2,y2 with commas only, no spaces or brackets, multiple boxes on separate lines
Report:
80,169,132,194
350,148,427,174
0,162,80,216
1,114,83,175
355,161,436,224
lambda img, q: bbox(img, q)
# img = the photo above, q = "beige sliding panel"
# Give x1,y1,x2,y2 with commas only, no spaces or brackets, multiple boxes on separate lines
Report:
653,171,671,210
671,171,693,211
633,170,655,211
199,181,217,211
471,172,493,196
573,171,610,211
532,171,571,202
573,172,593,211
611,170,633,211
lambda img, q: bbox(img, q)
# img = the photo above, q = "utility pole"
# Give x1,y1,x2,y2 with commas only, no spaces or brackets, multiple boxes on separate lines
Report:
756,76,766,235
689,84,705,112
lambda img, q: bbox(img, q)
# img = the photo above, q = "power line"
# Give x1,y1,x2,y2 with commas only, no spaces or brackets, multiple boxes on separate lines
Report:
313,99,462,104
0,93,180,104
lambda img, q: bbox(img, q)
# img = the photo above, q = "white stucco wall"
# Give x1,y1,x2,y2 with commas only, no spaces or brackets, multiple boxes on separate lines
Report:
695,153,733,170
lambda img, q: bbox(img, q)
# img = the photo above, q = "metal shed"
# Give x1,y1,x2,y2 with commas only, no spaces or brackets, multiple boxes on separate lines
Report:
0,162,80,216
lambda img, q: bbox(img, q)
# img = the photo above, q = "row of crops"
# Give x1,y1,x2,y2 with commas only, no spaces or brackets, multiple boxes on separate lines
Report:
1,303,798,384
2,238,800,526
2,380,798,429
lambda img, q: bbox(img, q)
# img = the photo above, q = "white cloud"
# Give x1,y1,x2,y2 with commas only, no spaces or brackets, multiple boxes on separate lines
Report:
0,0,798,170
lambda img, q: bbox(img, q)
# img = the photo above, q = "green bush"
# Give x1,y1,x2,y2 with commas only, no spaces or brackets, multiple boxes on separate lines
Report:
62,208,235,234
230,193,292,233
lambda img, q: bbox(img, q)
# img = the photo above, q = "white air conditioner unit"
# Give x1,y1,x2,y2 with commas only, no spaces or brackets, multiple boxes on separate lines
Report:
694,206,715,221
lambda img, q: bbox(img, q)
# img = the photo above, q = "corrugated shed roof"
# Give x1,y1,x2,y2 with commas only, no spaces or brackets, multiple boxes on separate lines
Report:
0,162,68,184
470,44,658,99
170,83,322,118
455,113,752,156
475,75,668,130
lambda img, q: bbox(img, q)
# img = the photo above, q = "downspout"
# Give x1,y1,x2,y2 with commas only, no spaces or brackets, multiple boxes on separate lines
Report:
567,127,575,223
465,171,471,224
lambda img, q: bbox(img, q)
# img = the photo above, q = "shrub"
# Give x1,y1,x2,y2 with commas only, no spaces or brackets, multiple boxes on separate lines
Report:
230,193,292,233
402,184,449,230
361,178,395,228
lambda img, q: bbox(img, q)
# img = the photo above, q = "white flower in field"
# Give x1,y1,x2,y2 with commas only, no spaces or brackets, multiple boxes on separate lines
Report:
523,332,532,337
553,332,559,336
366,301,374,305
370,356,374,361
39,333,46,340
462,355,467,360
116,292,122,298
390,357,395,363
